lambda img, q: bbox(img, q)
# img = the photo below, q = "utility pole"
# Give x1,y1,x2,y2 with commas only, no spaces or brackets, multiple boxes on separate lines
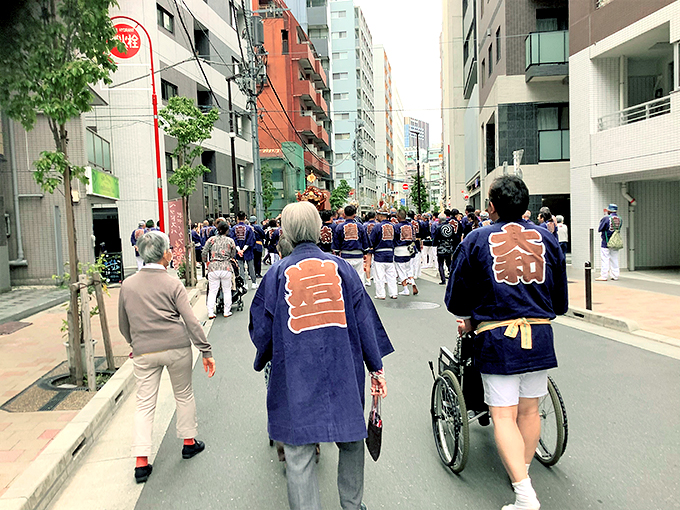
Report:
227,77,240,214
415,133,422,214
352,118,364,215
239,0,265,219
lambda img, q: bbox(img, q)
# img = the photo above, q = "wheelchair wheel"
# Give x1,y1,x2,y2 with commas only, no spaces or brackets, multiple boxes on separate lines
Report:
534,375,568,466
430,370,469,473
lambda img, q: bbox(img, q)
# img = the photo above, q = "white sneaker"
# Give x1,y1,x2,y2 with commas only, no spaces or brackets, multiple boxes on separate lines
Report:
595,276,608,281
374,296,385,300
399,288,410,296
208,313,216,320
364,280,371,287
390,295,398,299
251,282,259,289
224,311,233,318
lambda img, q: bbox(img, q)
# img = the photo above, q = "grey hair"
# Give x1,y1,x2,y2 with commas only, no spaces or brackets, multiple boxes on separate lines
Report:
137,231,170,264
281,201,321,246
438,213,446,221
277,233,294,258
555,215,564,223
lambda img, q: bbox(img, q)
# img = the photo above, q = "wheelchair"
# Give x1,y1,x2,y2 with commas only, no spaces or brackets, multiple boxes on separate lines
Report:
428,333,568,474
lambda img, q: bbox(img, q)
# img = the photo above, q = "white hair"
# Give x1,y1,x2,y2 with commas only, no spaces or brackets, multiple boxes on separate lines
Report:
556,215,564,223
438,213,446,221
281,201,321,246
137,231,170,264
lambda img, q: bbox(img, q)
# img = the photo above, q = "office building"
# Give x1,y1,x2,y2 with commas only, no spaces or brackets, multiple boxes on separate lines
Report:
373,45,399,208
569,0,680,271
330,1,378,210
404,117,430,150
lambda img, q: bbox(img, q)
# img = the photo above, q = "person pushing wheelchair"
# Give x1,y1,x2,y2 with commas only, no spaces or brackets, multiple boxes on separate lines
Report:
445,176,568,510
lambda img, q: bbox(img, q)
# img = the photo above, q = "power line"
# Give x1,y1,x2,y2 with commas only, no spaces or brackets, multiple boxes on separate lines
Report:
170,0,221,108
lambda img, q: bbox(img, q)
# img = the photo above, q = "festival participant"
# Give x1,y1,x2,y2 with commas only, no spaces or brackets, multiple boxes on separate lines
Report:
420,213,435,268
318,210,334,253
332,205,369,283
596,204,622,281
363,211,378,287
408,211,422,280
229,211,258,290
251,216,265,278
393,210,418,296
249,201,393,510
432,210,460,285
266,219,282,264
445,175,568,510
370,208,398,300
202,221,237,318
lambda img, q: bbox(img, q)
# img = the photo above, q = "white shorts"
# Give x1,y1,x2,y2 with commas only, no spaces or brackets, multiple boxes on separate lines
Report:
481,370,548,407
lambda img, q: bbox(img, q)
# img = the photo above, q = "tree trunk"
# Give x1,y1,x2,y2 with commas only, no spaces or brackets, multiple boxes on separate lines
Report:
63,154,83,386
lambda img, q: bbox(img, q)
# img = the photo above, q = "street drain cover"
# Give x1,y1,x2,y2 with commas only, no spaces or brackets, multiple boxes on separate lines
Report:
382,300,440,310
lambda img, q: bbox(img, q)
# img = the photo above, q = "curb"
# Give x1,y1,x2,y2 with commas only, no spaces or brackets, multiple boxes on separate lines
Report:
0,286,204,510
0,292,70,326
566,306,639,333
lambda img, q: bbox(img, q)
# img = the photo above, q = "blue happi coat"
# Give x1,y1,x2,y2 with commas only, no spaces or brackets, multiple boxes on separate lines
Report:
332,218,369,259
229,222,256,261
445,219,568,375
393,220,415,263
249,243,394,445
370,220,396,263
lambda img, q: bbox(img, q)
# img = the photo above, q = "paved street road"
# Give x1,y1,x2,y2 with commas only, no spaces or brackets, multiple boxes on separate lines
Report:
136,277,680,510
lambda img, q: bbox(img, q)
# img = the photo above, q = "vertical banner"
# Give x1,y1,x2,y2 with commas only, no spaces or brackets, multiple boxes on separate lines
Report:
168,199,185,269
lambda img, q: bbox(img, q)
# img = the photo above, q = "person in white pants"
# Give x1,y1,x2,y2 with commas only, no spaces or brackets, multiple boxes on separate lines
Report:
201,221,237,318
369,209,398,299
596,204,622,281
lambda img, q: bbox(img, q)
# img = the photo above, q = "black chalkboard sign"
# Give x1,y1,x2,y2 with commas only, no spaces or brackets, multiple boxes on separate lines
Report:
101,252,123,283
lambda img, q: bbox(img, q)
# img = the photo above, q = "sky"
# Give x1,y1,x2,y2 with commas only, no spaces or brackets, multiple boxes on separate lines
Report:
356,0,443,146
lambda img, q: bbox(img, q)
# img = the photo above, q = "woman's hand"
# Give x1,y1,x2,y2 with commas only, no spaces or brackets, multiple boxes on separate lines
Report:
203,357,216,378
370,376,387,398
457,318,472,336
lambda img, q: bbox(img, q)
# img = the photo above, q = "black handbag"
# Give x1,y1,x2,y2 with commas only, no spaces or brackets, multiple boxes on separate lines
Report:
366,395,382,461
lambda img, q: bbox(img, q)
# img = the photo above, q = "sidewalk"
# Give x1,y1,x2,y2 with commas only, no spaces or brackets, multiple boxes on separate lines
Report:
0,288,69,326
0,287,130,498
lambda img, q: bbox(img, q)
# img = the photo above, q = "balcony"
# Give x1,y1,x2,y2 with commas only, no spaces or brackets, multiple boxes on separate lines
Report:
525,31,569,83
304,151,331,176
598,96,671,131
294,111,330,150
292,42,316,73
293,78,316,102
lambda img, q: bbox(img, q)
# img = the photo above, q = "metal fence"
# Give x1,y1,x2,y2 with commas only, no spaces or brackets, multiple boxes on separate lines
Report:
597,96,671,131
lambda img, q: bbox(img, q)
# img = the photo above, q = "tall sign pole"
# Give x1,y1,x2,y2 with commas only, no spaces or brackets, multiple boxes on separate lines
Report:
111,17,165,231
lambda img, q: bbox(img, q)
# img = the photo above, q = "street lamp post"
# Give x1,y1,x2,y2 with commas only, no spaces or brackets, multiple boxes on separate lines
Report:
110,16,165,232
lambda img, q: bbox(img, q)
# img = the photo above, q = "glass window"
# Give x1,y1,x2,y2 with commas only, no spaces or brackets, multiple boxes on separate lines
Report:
538,104,569,161
161,79,178,101
332,31,347,39
335,113,350,121
335,133,350,140
481,59,486,86
496,27,501,62
157,5,174,33
488,44,493,75
332,52,347,60
238,165,245,188
102,138,111,171
86,130,95,166
166,153,174,172
331,10,346,19
333,92,349,100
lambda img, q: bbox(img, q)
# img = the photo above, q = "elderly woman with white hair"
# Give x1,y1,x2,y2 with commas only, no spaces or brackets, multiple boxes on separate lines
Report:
118,230,216,484
249,201,394,510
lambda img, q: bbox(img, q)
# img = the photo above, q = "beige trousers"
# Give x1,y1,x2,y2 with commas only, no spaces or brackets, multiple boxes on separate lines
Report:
132,346,197,457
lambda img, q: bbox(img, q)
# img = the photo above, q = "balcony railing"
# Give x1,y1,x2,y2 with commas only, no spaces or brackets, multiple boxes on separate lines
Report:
598,96,672,131
525,31,569,69
538,129,570,161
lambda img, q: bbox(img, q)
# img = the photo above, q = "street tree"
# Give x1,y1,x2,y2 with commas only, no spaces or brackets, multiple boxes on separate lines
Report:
410,174,431,213
0,0,123,385
261,164,275,217
160,96,219,287
330,179,352,210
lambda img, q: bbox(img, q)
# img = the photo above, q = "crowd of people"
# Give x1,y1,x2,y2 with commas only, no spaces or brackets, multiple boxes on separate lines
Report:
121,178,582,510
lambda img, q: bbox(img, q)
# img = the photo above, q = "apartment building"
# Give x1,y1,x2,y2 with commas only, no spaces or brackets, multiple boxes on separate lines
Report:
570,0,680,271
330,1,378,210
427,144,445,210
93,0,255,275
373,45,399,207
256,0,332,216
404,117,430,150
393,89,407,206
441,0,470,210
470,0,571,221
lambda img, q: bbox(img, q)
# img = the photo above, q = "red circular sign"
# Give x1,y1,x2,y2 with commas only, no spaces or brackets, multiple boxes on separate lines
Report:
111,24,141,59
402,183,409,191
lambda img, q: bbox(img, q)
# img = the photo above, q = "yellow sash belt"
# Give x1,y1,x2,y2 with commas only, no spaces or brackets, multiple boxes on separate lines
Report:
475,318,551,350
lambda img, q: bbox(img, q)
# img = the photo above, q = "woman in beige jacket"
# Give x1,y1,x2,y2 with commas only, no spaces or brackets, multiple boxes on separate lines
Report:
119,230,216,483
